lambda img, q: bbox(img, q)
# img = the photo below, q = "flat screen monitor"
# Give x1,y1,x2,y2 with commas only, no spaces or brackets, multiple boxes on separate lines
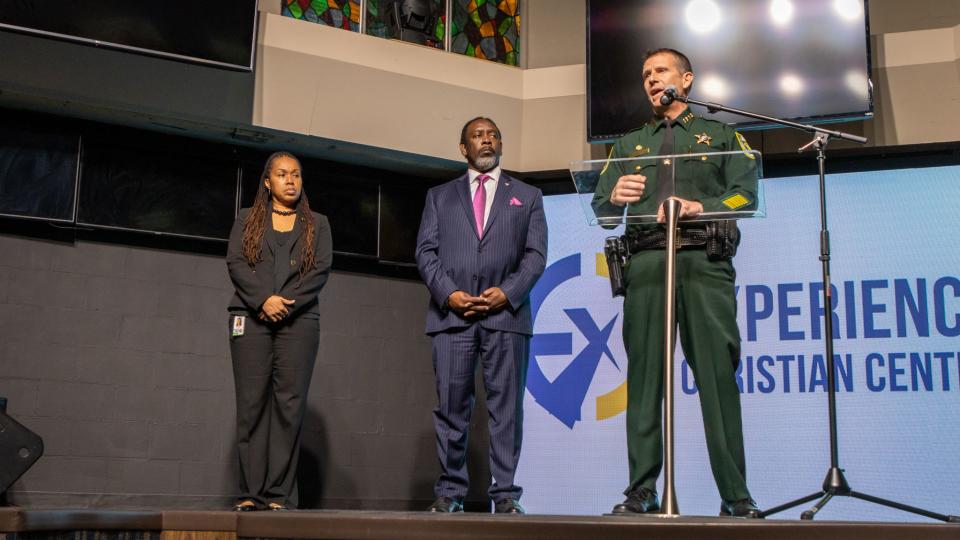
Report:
78,140,239,240
588,0,873,141
0,0,258,70
379,183,428,264
0,122,78,222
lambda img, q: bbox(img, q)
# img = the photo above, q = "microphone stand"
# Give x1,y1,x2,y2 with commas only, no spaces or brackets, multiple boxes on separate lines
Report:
672,93,959,523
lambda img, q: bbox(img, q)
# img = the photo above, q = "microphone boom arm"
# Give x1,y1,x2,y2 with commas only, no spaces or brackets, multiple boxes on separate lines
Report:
675,95,867,145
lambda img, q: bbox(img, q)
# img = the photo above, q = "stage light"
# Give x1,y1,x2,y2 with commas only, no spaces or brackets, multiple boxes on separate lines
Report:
698,73,730,100
833,0,863,22
769,0,794,27
684,0,722,35
779,73,805,96
844,70,869,98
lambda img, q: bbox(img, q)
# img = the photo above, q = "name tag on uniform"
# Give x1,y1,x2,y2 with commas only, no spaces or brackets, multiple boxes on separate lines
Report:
232,315,245,337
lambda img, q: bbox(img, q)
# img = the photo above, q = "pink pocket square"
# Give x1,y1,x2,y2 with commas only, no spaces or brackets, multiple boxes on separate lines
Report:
509,197,522,206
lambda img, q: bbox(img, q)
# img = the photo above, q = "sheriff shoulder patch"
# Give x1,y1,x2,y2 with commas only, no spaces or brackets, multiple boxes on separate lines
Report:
735,132,756,160
599,145,616,176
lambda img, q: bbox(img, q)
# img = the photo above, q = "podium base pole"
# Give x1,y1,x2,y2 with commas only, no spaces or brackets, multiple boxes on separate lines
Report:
661,198,681,517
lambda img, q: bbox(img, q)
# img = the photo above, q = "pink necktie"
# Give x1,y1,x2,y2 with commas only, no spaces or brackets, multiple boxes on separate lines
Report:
473,174,489,237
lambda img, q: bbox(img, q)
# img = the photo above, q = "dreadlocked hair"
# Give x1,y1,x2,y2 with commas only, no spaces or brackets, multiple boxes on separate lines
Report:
241,151,318,283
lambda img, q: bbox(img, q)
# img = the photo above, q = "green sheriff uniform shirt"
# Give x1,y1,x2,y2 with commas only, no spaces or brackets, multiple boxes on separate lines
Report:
592,106,759,235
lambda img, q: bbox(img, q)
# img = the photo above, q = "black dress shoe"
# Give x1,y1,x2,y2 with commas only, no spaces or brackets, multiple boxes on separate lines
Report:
232,499,258,512
427,496,464,512
611,488,660,514
494,498,525,514
720,498,761,518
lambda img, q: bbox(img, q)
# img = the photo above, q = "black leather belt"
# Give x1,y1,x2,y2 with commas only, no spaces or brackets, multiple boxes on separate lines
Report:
627,226,708,253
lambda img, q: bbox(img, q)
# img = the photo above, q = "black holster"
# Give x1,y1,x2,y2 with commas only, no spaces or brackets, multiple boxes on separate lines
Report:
603,236,629,297
704,220,740,261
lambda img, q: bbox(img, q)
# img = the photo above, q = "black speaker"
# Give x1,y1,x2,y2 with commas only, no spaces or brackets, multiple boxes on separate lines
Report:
0,403,44,495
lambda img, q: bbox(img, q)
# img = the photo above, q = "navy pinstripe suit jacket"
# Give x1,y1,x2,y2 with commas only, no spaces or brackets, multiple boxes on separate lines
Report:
416,172,547,336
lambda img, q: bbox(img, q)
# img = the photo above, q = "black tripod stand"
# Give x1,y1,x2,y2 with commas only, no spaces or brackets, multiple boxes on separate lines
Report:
672,92,960,523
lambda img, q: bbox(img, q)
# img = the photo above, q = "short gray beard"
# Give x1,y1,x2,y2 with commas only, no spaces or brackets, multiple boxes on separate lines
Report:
474,155,498,172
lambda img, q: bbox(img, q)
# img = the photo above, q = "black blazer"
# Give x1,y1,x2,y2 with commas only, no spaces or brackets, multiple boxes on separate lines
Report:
226,208,333,318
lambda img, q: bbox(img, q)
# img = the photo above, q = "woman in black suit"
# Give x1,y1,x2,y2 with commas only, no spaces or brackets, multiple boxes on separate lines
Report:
226,151,332,511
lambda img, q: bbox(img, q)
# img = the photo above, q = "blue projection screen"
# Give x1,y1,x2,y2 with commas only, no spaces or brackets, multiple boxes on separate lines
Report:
518,164,960,521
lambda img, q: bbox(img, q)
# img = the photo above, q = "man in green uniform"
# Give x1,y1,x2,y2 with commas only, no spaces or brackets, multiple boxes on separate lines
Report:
592,48,760,518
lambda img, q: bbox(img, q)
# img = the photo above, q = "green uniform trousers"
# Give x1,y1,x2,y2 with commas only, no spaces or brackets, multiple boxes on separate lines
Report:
622,248,750,502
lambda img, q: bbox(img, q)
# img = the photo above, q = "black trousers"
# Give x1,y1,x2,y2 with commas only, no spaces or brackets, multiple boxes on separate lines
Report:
229,313,319,508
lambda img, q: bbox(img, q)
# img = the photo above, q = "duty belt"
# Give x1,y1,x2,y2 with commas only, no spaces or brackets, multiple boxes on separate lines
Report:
627,226,708,253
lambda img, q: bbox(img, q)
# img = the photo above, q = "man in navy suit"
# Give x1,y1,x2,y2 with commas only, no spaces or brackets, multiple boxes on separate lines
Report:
415,117,547,514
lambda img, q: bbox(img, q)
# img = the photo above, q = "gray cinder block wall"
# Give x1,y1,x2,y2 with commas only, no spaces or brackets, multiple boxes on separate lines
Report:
0,231,488,510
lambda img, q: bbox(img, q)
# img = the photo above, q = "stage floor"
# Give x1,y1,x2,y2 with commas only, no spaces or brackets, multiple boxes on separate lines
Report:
3,507,960,540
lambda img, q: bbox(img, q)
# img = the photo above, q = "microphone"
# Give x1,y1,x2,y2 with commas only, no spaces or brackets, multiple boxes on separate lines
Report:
659,85,679,106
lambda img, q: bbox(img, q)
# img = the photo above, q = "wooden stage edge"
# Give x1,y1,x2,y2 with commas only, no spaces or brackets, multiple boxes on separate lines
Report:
1,507,959,540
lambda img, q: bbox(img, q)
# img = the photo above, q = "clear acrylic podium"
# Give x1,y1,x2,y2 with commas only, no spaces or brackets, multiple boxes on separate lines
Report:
571,150,764,226
571,149,764,517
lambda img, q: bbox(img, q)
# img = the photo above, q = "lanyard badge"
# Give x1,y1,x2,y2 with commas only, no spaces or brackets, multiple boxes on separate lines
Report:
232,315,245,337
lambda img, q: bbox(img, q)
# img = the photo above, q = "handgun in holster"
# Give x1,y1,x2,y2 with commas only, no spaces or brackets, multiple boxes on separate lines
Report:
603,236,629,297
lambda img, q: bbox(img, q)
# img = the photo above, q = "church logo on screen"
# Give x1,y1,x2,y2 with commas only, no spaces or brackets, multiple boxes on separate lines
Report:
528,253,626,429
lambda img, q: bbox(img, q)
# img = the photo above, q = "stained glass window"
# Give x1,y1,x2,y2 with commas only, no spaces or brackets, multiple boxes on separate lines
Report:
282,0,362,32
365,1,446,50
280,0,523,66
451,0,521,66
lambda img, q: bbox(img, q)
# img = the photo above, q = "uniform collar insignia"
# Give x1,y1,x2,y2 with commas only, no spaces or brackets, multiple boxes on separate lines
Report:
695,132,712,144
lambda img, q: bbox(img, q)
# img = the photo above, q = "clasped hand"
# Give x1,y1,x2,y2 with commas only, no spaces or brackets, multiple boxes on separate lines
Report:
447,288,508,319
260,295,295,322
